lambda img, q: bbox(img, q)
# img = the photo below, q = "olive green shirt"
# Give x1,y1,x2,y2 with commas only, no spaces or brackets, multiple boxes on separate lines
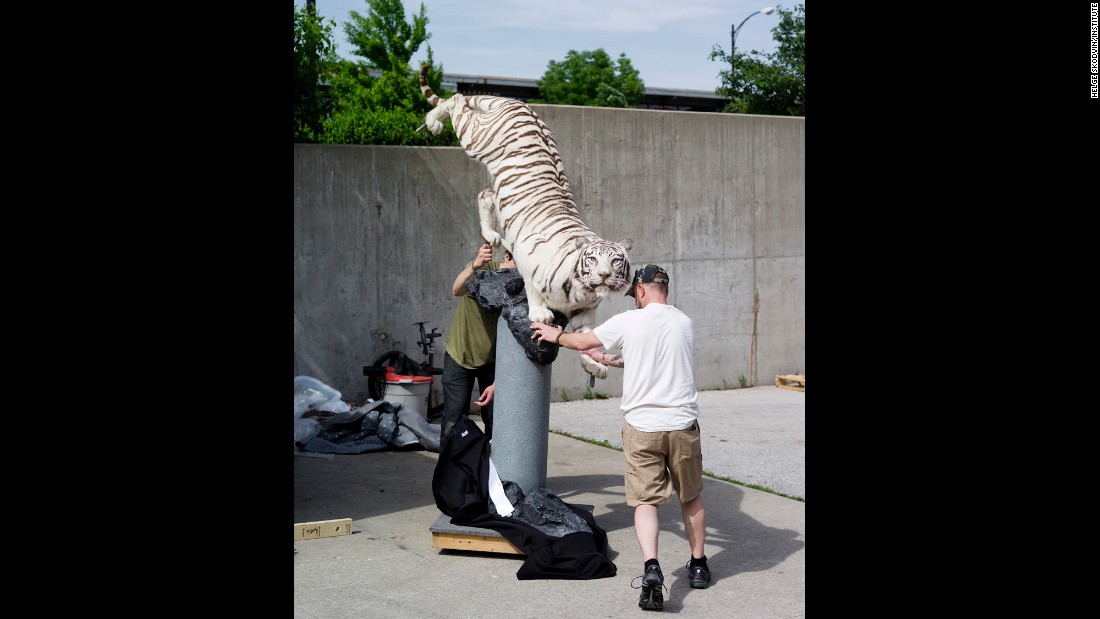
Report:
444,260,500,369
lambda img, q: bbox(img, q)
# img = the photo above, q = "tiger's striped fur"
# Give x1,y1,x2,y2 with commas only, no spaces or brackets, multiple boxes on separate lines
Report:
419,65,632,379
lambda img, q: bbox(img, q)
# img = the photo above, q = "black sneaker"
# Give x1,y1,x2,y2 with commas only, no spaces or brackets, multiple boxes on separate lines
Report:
638,564,664,610
686,561,712,589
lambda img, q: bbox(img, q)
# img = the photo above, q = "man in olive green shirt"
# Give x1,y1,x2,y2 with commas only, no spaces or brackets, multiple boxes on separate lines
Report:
439,244,516,451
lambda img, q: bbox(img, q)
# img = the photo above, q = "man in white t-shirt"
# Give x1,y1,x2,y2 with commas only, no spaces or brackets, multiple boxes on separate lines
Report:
530,264,710,611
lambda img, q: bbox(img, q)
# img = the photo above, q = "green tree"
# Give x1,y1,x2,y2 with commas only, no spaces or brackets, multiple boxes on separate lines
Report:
710,3,804,116
344,0,428,74
318,0,456,145
534,49,645,108
293,5,338,142
322,56,456,145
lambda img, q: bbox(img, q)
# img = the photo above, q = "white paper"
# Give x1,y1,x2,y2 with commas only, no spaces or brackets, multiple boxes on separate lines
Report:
487,457,515,517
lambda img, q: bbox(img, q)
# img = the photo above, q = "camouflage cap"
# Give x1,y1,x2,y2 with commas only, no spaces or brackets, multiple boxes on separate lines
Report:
625,264,669,297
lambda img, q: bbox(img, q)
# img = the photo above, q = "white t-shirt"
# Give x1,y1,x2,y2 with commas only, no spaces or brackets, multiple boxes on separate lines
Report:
593,303,699,432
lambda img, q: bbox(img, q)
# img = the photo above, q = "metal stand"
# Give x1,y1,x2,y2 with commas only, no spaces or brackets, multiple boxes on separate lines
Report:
490,315,552,495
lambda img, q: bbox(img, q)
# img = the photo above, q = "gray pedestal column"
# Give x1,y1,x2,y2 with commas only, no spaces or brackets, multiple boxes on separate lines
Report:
491,315,552,495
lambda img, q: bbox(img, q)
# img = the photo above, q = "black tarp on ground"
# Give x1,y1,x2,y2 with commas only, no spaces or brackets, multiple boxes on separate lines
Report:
300,400,442,454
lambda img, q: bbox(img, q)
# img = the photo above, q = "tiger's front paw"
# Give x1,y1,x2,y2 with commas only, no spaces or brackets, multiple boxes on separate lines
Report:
527,305,555,325
580,353,608,380
481,230,503,248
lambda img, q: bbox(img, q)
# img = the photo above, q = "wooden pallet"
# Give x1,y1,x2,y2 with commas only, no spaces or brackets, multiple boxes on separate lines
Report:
431,531,524,554
430,514,523,554
775,373,805,392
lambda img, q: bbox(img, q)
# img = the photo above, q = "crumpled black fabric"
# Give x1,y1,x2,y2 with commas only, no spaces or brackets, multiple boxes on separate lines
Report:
434,417,617,580
466,268,568,365
461,506,617,580
432,415,490,521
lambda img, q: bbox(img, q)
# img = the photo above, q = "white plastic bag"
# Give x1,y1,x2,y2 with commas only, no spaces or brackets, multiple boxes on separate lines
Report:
293,376,350,458
294,417,322,445
294,375,350,419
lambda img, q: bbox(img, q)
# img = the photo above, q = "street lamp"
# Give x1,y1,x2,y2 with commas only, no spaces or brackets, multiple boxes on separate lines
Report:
731,6,776,73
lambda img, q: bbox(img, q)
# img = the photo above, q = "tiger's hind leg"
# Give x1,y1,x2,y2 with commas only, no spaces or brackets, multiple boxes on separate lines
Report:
477,189,505,249
579,353,608,380
570,309,608,380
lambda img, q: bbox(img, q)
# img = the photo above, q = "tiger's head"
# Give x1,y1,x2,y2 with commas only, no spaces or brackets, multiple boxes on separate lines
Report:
575,237,633,298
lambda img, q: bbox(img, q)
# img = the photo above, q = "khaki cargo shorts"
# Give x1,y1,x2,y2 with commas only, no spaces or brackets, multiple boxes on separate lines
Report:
622,419,703,506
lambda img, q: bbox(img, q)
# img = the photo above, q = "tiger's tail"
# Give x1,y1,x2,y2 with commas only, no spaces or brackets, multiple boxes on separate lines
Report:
419,64,440,106
416,64,442,132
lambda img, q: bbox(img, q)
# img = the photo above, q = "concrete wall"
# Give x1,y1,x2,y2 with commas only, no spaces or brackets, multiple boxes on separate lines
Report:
294,105,804,407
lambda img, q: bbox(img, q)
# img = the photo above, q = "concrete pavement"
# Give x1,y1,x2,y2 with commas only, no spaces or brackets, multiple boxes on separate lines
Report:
293,385,805,618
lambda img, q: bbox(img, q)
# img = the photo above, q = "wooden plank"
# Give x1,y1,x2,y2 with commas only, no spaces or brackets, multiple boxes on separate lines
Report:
294,518,353,541
432,531,525,555
775,374,805,392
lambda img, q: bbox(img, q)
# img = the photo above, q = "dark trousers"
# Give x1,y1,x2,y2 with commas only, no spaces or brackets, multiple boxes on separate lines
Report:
439,352,495,452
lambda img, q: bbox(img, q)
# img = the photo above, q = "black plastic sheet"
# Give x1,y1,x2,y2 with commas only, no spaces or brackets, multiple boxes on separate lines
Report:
494,481,594,537
299,400,441,454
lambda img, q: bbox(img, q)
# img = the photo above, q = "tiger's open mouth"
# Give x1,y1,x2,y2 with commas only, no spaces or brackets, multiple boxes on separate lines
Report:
594,285,611,297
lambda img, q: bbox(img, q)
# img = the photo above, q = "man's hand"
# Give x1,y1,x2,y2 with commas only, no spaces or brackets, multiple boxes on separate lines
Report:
581,346,623,369
530,321,563,345
474,384,495,406
472,243,493,269
580,346,605,360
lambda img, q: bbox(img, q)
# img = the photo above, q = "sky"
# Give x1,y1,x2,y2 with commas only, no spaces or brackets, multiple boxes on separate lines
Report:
293,0,791,92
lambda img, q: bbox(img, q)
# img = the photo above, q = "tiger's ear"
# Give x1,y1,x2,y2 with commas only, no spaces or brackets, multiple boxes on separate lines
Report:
574,237,589,250
619,238,633,251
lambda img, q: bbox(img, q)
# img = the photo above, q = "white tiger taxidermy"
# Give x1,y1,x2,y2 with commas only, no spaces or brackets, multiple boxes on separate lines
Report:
418,65,632,380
